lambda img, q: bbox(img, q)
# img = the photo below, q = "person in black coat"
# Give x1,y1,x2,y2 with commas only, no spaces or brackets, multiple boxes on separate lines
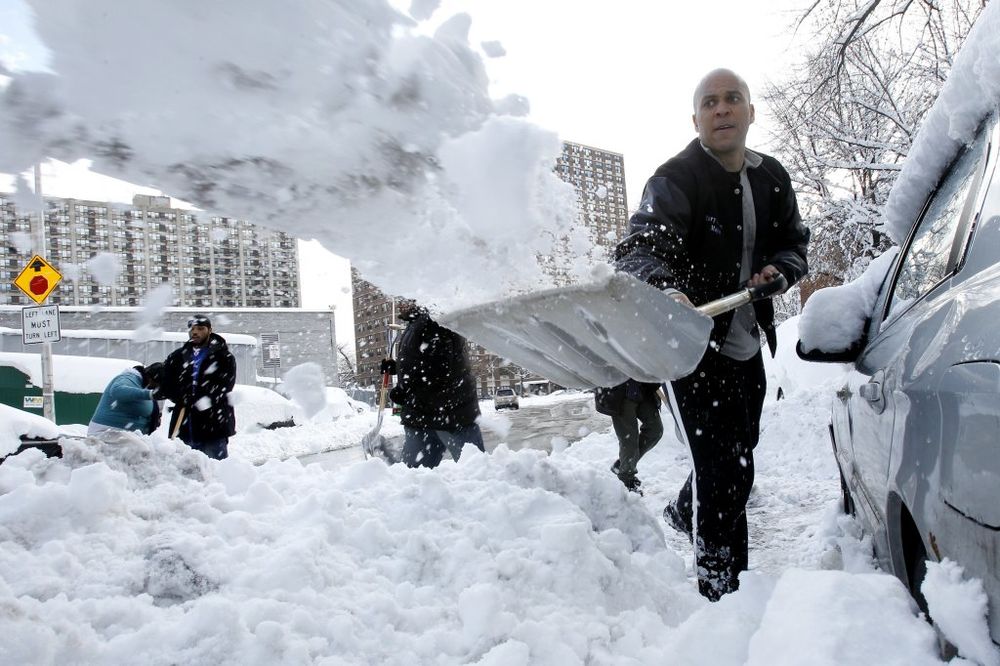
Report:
614,69,809,601
387,300,484,468
595,380,663,494
159,314,237,460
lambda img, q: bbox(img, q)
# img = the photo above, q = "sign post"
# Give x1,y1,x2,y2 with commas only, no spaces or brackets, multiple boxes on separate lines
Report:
13,253,62,422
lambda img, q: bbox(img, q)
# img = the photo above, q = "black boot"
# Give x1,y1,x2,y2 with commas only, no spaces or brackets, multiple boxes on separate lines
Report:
663,500,693,543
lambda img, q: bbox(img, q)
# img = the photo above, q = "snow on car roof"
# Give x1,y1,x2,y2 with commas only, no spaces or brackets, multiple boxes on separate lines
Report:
883,2,1000,244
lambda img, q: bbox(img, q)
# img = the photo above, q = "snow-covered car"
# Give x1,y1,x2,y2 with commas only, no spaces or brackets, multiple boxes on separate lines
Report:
493,387,519,410
801,110,1000,645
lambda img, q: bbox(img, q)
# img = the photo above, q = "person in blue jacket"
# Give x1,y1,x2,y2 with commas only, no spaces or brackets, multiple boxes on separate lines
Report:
88,363,164,436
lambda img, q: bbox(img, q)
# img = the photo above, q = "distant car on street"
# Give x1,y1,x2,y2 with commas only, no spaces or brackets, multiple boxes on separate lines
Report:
493,387,519,410
801,109,1000,645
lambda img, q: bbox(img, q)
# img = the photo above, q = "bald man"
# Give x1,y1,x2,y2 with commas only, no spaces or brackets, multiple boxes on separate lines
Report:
614,68,810,600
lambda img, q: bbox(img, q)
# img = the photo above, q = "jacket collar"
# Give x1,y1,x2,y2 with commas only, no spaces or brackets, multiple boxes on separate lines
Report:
697,140,763,171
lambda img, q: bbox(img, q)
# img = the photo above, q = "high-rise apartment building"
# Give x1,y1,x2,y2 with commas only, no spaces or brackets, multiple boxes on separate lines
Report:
556,141,629,256
351,140,629,392
1,193,299,308
351,268,398,384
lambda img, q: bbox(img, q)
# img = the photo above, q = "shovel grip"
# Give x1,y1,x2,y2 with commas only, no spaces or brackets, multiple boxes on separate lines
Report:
748,273,788,301
696,274,788,318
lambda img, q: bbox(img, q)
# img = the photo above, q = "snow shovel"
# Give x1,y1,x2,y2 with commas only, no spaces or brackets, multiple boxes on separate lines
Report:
360,369,391,459
169,406,186,440
439,273,787,389
359,327,403,460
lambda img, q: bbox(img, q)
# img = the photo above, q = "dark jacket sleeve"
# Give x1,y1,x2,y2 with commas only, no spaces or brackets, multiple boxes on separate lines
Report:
762,159,810,287
159,350,184,405
613,173,694,290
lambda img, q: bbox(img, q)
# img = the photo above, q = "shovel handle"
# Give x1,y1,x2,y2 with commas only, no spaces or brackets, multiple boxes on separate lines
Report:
696,274,788,318
169,406,186,440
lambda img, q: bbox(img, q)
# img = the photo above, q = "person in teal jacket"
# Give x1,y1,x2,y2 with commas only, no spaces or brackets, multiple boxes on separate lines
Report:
88,363,164,436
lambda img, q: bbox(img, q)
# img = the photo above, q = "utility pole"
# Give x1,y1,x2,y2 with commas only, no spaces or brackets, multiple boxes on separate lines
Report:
32,163,56,422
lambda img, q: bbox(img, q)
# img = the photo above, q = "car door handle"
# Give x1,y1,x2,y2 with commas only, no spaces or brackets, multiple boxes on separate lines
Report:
859,381,881,402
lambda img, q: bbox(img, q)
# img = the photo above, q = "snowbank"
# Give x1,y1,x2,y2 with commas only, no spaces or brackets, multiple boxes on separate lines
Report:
0,351,136,394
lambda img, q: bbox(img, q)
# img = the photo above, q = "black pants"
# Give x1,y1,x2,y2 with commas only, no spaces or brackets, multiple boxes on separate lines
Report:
669,349,765,600
611,394,663,480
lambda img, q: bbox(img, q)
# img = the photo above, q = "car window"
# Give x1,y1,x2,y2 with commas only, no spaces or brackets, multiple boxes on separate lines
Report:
885,125,991,323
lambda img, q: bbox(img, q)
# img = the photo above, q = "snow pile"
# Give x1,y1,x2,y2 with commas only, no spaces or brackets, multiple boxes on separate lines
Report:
279,362,328,420
2,326,997,663
0,351,136,394
923,560,1000,666
0,0,589,311
0,403,60,455
0,426,952,666
798,248,899,354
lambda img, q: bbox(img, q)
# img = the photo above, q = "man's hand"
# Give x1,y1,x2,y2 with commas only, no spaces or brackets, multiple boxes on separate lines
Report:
748,265,783,289
380,358,397,375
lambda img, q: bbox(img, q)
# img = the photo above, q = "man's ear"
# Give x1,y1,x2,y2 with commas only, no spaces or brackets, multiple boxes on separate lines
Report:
692,113,699,132
749,103,756,124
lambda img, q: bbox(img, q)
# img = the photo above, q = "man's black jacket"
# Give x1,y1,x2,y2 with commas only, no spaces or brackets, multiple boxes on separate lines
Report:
614,138,810,355
389,311,480,430
161,332,237,440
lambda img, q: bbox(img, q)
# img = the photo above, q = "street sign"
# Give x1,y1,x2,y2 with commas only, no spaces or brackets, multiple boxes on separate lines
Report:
23,396,44,409
261,333,281,368
13,254,63,304
21,304,61,345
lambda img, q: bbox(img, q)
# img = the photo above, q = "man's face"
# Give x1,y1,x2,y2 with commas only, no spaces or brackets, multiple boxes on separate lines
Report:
692,71,755,158
189,324,211,346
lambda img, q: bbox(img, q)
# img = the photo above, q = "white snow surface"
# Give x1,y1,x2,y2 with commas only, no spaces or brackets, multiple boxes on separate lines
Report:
2,330,997,664
798,248,899,354
279,362,329,420
0,0,591,312
923,560,1000,666
0,351,136,395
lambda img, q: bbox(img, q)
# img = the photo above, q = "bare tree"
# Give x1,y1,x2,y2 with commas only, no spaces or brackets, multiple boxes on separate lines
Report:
336,342,358,388
765,0,985,302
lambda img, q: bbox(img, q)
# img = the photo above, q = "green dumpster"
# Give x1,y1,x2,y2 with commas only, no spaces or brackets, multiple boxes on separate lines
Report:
0,353,137,427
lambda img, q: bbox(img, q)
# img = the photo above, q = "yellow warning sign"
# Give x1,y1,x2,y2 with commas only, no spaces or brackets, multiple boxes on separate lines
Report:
13,255,63,304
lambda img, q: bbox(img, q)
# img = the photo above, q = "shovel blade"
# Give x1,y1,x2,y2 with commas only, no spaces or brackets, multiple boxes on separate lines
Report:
440,273,714,389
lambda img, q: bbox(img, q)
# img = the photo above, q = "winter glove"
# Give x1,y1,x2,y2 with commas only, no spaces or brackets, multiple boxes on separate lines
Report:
380,358,397,375
388,385,403,405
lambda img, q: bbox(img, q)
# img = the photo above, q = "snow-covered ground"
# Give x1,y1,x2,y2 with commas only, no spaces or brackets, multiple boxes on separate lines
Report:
1,321,995,665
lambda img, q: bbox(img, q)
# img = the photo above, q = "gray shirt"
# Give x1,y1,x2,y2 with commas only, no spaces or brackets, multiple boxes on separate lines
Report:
702,144,763,361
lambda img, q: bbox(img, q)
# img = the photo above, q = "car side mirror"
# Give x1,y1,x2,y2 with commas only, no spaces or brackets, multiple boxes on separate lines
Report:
795,338,865,364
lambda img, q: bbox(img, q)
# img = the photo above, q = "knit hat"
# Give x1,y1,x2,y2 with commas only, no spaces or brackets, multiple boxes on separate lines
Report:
187,314,212,329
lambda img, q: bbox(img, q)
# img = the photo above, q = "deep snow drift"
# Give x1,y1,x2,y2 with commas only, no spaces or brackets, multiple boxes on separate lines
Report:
1,321,995,665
